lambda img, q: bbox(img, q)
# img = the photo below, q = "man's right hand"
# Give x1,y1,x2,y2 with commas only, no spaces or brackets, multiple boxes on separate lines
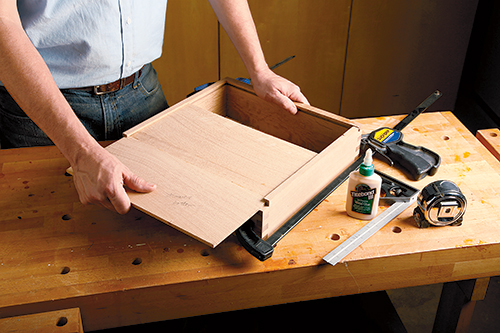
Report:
71,145,156,214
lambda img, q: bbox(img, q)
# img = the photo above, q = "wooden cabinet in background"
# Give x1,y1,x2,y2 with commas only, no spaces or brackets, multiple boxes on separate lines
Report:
341,0,478,118
153,0,478,118
219,0,351,116
152,0,219,107
472,2,500,121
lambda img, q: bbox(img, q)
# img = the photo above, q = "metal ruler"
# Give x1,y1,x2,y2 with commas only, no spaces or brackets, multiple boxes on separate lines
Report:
323,171,419,266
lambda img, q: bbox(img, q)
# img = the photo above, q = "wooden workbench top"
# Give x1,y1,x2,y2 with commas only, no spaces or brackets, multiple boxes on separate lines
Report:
1,111,500,331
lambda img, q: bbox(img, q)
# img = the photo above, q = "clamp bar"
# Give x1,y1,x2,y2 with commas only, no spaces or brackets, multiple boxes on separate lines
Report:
393,90,441,131
236,155,364,261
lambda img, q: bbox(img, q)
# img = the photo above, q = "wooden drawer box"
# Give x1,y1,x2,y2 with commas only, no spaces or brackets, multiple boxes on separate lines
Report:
106,78,361,247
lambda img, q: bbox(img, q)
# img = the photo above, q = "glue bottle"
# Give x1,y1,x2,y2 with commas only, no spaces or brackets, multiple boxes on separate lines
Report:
346,149,382,220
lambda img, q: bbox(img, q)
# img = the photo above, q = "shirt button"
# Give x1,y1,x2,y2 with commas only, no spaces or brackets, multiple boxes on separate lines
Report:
127,61,132,67
126,17,132,25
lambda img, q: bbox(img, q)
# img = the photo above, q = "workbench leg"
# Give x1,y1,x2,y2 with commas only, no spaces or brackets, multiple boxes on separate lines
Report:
432,277,490,333
359,291,407,333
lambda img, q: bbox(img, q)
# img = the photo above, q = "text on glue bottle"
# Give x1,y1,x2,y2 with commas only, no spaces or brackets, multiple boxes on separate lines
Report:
346,149,382,220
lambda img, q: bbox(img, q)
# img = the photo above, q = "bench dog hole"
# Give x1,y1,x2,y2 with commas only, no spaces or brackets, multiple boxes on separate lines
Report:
132,258,142,265
56,317,68,327
392,226,402,233
61,214,71,221
61,266,71,275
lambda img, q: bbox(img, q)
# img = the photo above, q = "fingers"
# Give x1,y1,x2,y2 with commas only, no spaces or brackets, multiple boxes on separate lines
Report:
252,71,310,114
108,172,156,214
95,172,156,215
123,172,156,193
277,87,310,115
265,90,298,114
264,85,309,115
104,177,130,214
287,86,310,106
72,148,156,215
74,174,131,214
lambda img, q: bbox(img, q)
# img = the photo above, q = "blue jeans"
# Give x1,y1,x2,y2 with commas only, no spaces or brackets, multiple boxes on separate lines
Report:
0,63,168,148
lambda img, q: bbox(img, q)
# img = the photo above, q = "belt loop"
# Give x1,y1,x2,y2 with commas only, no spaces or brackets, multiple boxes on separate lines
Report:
133,68,140,89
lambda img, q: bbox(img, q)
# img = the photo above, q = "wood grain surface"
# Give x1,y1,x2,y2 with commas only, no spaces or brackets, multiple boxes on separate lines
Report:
0,308,83,333
1,112,499,331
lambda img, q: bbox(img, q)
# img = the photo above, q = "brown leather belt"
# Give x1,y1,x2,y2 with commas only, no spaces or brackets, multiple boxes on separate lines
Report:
71,67,143,95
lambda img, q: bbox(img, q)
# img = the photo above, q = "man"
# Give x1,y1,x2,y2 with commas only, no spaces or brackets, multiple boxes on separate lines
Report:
0,0,309,214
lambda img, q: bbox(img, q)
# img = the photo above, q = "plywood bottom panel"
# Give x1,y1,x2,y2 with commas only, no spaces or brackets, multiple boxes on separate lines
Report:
106,104,316,247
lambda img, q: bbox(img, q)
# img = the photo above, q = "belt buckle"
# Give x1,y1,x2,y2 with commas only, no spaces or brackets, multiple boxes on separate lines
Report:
93,85,107,96
93,77,128,95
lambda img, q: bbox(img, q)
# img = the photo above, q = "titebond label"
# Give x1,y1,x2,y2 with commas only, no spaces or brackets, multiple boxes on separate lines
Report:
350,183,377,214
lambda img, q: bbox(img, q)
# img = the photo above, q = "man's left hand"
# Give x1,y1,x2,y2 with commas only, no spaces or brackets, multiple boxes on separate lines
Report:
251,68,310,115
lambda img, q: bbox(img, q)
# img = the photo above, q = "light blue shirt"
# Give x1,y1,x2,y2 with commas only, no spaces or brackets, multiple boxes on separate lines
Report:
16,0,168,89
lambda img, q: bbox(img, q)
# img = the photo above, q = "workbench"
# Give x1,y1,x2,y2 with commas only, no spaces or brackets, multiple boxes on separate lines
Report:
1,112,500,331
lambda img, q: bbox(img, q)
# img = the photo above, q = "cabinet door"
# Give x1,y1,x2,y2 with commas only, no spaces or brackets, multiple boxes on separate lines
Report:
152,0,219,106
341,0,478,118
473,2,500,119
219,0,352,115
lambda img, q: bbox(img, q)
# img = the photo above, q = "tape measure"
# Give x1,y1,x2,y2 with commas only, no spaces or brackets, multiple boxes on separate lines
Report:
413,180,467,227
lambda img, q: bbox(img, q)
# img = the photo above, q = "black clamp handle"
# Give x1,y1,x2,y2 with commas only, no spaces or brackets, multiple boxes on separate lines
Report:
386,141,441,181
